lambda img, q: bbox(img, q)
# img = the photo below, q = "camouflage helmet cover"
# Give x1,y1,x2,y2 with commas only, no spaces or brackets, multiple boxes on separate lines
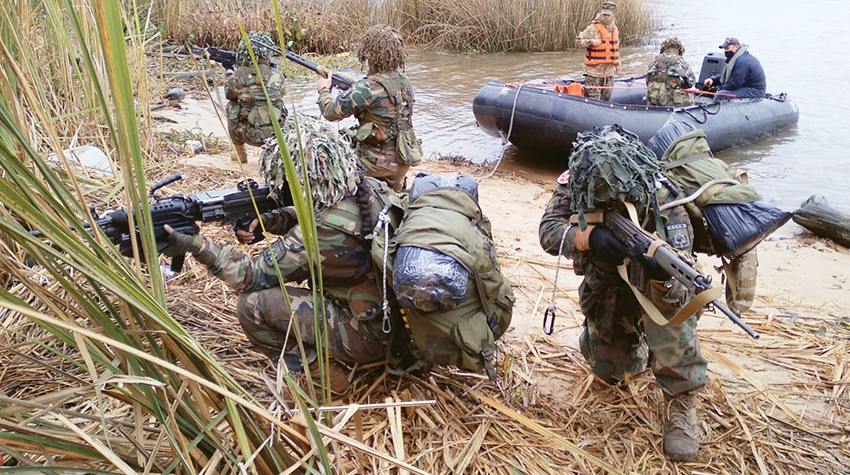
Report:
236,31,274,65
357,25,406,73
259,113,359,217
660,37,685,55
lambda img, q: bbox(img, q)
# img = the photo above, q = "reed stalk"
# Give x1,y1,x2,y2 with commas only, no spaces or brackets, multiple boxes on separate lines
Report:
149,0,655,53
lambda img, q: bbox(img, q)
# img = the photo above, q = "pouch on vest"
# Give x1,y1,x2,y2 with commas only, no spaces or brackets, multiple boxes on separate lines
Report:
382,173,514,379
396,128,423,166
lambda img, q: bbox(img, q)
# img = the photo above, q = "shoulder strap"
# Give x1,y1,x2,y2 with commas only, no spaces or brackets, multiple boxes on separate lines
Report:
661,151,712,170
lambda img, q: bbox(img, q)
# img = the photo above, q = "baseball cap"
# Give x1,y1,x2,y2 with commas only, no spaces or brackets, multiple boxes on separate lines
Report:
601,1,616,14
718,37,740,49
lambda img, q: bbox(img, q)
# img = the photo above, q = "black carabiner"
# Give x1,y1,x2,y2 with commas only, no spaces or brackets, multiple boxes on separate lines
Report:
543,305,557,335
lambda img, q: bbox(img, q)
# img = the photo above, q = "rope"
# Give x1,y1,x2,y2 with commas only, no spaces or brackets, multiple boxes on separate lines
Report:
543,224,572,335
658,178,740,211
370,205,393,334
481,83,524,180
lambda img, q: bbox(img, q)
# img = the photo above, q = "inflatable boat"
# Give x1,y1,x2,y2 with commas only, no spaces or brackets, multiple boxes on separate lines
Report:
472,54,799,155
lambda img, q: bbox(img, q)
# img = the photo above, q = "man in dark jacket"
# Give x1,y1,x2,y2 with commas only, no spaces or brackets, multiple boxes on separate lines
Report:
703,37,766,99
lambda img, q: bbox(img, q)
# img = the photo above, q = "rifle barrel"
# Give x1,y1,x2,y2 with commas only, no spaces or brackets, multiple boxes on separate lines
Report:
713,300,760,339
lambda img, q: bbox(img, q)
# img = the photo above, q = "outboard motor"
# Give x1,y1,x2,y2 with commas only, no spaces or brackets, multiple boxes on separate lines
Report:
697,52,726,85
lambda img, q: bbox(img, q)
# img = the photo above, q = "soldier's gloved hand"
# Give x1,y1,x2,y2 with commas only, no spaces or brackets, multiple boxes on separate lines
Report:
637,253,672,281
162,225,204,257
587,226,628,266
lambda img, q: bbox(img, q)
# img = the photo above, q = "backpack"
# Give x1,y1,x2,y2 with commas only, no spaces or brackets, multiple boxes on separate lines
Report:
370,173,514,379
648,122,791,314
648,123,790,257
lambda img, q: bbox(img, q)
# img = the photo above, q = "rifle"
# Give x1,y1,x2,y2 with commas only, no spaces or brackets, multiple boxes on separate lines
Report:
251,39,355,91
604,209,760,339
191,45,277,70
33,174,289,272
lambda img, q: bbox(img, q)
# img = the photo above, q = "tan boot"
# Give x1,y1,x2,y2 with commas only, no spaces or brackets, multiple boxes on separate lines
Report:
306,359,350,395
663,393,700,462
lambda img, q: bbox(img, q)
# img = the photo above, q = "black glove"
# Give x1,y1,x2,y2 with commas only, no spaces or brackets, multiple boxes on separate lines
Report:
640,254,672,281
161,229,203,258
588,226,628,266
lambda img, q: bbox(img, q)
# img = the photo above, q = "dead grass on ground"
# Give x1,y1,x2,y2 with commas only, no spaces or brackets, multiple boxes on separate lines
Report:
2,154,848,473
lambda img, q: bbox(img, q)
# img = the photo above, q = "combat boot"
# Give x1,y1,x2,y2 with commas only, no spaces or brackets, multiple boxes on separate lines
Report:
306,359,350,395
663,392,700,462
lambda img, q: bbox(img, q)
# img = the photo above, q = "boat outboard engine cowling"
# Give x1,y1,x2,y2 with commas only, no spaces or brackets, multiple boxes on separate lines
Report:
697,52,726,85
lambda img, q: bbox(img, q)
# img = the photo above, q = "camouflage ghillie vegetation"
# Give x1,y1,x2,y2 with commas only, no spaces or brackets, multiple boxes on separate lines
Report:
659,37,685,55
357,25,406,74
259,114,359,218
567,125,660,229
236,31,274,65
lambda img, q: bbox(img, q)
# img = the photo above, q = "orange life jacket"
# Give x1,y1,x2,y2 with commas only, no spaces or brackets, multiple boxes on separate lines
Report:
584,22,620,66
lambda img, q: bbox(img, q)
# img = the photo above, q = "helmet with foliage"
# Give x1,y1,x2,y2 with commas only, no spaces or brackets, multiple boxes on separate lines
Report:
660,37,685,55
259,113,359,218
567,125,661,229
357,25,406,74
236,31,274,65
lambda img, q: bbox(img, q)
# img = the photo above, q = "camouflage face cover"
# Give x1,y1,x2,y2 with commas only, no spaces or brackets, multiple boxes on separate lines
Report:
259,113,359,218
236,31,274,65
660,37,685,55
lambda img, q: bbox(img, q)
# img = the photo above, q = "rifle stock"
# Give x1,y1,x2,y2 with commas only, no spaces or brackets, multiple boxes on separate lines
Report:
604,210,759,339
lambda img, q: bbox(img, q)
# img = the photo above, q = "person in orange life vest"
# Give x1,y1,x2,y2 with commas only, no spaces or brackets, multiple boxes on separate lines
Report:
577,1,620,102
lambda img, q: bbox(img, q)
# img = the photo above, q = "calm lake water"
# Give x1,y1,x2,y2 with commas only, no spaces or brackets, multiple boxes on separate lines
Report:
282,0,849,214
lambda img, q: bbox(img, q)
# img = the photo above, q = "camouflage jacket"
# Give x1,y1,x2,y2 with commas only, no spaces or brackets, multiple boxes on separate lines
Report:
317,70,416,166
578,18,618,78
194,194,382,320
538,179,696,328
646,50,696,106
225,62,287,137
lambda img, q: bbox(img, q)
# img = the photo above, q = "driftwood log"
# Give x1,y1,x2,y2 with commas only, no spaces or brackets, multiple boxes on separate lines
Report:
792,195,850,247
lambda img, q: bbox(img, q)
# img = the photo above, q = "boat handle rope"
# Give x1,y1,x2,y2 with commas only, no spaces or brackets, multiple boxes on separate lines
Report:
481,83,524,180
681,101,722,124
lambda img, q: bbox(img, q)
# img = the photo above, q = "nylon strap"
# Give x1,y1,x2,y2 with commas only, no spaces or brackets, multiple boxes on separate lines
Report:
617,263,721,326
661,151,712,170
569,209,604,225
616,201,721,326
658,178,740,211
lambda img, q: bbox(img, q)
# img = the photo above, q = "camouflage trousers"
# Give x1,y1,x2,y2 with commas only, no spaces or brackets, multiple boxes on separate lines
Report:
577,282,708,396
584,75,614,102
236,286,390,370
356,147,410,192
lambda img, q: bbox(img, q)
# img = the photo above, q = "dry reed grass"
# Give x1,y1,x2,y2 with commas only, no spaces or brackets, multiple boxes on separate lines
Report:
154,0,655,53
3,154,848,473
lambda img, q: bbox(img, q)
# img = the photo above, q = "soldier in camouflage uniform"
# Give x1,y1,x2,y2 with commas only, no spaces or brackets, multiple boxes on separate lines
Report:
316,25,420,191
646,37,696,107
163,117,394,395
577,2,620,101
538,128,707,462
225,32,287,164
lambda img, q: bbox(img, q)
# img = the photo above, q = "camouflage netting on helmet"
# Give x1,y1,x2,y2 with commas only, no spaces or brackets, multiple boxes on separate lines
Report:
259,113,359,219
236,31,274,65
660,37,685,55
567,125,660,229
358,25,405,73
